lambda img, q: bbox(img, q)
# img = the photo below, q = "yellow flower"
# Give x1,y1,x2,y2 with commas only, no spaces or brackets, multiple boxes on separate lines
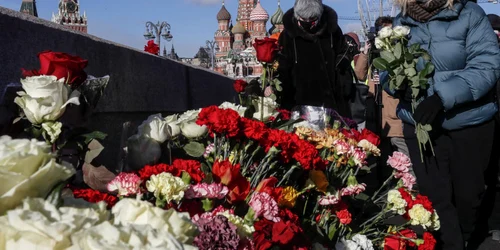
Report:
309,170,329,193
279,186,300,208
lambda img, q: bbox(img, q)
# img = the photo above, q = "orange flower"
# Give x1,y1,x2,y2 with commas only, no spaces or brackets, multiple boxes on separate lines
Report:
278,186,300,208
309,170,329,193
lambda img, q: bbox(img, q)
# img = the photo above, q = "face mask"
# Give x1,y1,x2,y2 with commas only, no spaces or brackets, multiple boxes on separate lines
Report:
298,19,318,32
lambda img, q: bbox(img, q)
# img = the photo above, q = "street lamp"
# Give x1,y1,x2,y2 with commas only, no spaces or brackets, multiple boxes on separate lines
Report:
144,21,173,52
206,40,219,70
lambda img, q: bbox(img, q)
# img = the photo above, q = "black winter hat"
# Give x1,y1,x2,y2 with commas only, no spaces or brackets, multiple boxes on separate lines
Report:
488,14,500,31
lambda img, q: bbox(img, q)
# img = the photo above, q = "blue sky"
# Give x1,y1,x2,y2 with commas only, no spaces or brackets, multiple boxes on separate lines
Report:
1,0,499,57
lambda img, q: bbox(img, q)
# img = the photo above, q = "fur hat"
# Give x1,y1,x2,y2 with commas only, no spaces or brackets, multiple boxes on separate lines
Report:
488,14,500,31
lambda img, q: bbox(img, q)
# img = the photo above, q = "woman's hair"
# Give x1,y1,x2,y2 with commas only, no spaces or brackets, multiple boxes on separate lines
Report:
294,0,323,20
395,0,455,14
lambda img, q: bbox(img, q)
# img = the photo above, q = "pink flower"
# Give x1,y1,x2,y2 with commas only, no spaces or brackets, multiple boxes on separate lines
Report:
204,143,215,158
350,147,367,167
264,86,274,97
341,183,367,196
249,192,280,222
192,205,234,224
106,173,142,196
318,194,340,206
185,183,229,199
395,172,417,190
334,140,350,155
387,151,412,172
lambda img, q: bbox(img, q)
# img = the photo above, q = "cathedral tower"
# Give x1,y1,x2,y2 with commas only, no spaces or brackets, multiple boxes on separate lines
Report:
215,1,232,57
52,0,88,33
20,0,38,17
250,0,269,41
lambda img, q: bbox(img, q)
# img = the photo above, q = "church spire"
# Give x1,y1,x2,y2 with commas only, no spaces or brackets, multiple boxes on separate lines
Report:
20,0,38,17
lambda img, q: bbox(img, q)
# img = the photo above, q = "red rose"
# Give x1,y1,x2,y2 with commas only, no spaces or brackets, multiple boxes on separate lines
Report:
227,174,251,203
360,128,381,146
336,209,352,225
418,232,437,250
22,50,88,87
253,37,279,63
233,79,248,93
144,40,160,55
212,160,241,185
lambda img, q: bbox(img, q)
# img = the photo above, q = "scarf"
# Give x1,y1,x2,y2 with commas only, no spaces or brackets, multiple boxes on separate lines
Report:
406,0,449,22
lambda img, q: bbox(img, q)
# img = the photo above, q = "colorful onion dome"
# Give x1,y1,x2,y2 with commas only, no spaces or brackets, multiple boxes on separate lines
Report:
232,22,246,34
271,3,284,25
217,4,231,21
250,0,269,22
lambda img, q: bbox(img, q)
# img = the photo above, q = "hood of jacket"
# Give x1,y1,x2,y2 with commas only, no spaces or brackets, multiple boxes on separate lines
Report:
283,5,339,41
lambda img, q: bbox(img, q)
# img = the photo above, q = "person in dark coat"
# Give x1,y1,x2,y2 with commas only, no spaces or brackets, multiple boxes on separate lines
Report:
388,0,500,249
277,0,353,119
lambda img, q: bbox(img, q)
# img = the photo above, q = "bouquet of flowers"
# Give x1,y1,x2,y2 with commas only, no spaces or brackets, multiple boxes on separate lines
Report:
372,26,435,161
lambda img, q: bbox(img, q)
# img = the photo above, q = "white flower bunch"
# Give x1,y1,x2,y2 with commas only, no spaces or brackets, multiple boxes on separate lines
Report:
146,172,189,204
374,26,411,50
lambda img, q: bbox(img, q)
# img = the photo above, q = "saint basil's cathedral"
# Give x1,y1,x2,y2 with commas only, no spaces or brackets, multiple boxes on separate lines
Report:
214,0,284,78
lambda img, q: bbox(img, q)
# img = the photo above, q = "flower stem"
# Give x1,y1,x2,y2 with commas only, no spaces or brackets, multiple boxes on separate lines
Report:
371,175,393,201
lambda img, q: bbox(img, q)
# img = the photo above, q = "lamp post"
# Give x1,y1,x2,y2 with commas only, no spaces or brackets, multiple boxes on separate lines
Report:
143,21,173,52
206,40,219,70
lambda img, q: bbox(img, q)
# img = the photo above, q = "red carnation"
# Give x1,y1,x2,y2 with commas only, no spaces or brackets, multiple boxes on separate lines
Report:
384,229,417,250
277,109,291,120
413,194,434,212
138,163,172,180
71,188,118,208
233,79,248,93
144,40,160,55
360,128,381,146
172,159,205,183
418,232,437,250
336,209,352,225
241,118,269,140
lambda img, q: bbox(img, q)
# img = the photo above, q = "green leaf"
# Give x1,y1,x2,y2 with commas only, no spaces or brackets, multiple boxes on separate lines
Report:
372,58,390,71
328,222,337,240
395,75,406,88
409,43,421,53
394,66,404,76
380,51,396,63
404,52,414,62
422,124,433,131
45,182,66,207
404,68,417,77
411,76,420,88
275,84,283,92
416,127,430,145
183,142,206,158
81,131,107,144
355,193,370,201
393,43,403,60
420,62,435,78
412,88,420,99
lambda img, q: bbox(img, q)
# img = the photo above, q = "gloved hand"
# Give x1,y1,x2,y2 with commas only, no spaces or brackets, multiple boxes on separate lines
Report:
413,94,444,125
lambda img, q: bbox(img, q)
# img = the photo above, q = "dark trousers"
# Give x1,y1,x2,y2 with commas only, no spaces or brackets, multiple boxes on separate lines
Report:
404,120,495,250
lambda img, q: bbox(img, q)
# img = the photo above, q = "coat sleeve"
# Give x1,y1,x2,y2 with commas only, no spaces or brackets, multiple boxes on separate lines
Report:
354,53,369,81
276,31,296,110
433,7,500,111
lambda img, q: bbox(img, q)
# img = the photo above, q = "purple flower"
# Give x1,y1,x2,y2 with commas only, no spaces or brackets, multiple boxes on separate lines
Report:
194,215,240,250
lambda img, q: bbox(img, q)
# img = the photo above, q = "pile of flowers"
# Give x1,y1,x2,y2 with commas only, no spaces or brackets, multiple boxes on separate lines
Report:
0,51,440,250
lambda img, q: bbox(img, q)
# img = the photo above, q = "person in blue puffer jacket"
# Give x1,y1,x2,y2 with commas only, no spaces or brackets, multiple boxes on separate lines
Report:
385,0,500,249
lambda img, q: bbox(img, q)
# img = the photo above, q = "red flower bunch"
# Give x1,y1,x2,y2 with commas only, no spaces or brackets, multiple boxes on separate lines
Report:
256,177,283,201
144,40,160,55
138,159,205,183
342,128,381,146
71,188,118,208
197,106,241,137
398,188,434,217
384,229,417,250
253,37,279,63
253,215,309,250
276,109,291,121
212,160,250,203
233,79,248,93
22,50,88,87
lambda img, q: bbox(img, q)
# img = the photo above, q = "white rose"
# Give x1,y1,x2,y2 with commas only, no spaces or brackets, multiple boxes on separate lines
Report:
111,198,198,244
165,114,181,137
374,37,387,50
178,109,200,123
14,76,80,124
180,122,208,139
378,26,393,39
253,97,278,121
68,221,192,250
392,26,410,38
138,114,173,143
219,102,247,117
0,198,108,250
0,136,75,214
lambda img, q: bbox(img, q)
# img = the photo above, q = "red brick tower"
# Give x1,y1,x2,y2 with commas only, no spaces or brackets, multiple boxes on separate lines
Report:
52,0,88,33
